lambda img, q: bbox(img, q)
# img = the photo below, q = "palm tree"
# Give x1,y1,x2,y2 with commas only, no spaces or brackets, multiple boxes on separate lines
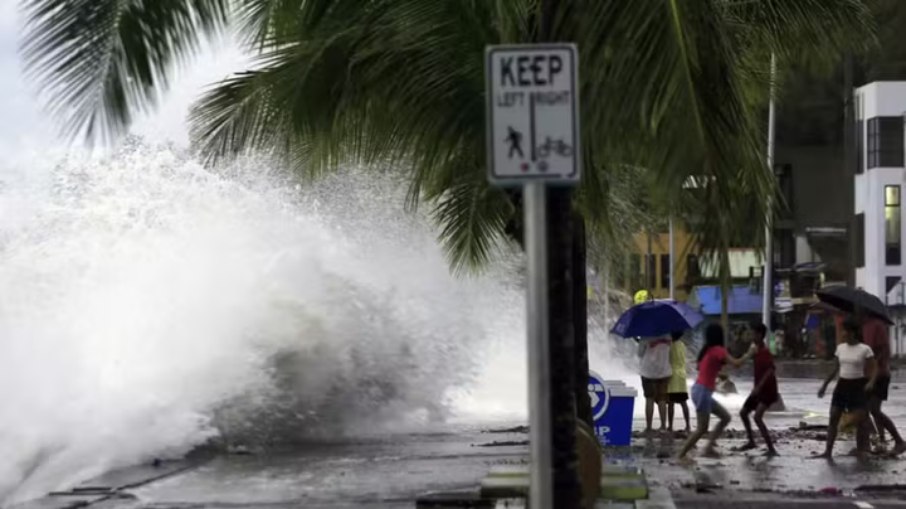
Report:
21,1,875,506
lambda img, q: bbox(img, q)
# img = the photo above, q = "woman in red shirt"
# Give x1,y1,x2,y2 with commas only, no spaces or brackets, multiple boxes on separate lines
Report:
677,323,750,459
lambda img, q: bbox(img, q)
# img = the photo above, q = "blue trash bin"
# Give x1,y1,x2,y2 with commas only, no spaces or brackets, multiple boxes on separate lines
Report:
588,370,637,446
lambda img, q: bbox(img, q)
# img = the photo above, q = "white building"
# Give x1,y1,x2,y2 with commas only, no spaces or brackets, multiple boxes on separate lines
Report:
854,82,906,311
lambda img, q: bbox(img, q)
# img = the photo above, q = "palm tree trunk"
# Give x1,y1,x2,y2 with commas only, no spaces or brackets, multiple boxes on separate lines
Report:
547,189,580,509
573,212,592,428
538,2,580,507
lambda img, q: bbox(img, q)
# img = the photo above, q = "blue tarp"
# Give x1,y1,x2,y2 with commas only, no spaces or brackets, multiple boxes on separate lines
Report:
689,285,763,316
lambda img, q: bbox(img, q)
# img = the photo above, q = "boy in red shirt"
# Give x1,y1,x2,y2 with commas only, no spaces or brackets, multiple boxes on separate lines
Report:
734,322,779,456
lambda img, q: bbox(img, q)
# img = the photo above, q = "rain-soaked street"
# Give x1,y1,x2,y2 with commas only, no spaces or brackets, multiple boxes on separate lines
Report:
16,365,906,509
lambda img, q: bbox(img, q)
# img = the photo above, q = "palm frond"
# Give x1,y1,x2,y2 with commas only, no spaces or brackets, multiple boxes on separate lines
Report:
21,0,229,143
190,0,871,274
726,0,876,73
429,164,513,274
566,1,774,266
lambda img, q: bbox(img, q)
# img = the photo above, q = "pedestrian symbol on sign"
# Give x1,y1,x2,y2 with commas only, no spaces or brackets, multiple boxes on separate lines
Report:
506,126,524,159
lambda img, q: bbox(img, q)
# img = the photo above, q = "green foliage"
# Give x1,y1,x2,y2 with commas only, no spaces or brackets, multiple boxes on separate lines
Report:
21,0,229,142
20,0,877,276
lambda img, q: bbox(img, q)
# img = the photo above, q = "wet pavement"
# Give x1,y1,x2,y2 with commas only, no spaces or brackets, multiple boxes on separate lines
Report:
13,374,906,509
634,372,906,508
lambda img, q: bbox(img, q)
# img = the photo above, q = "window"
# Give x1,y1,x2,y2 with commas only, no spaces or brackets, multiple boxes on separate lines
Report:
630,254,641,290
646,254,657,290
886,186,901,265
660,254,671,290
855,213,865,268
868,117,905,168
886,276,901,295
686,254,700,284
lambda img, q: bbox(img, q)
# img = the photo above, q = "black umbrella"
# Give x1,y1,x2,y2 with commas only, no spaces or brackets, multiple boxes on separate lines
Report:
816,285,894,325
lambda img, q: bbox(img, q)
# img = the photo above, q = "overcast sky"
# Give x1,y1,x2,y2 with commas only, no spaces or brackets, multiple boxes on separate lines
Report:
0,3,246,157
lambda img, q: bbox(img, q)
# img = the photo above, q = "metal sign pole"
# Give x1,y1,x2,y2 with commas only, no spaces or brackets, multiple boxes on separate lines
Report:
525,180,553,508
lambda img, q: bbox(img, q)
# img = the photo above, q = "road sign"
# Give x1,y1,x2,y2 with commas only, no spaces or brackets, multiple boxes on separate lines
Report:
485,44,580,185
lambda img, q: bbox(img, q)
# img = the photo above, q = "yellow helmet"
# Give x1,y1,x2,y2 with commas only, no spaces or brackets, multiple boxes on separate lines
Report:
633,289,650,304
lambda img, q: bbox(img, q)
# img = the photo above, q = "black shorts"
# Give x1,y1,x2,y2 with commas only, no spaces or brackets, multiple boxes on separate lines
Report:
641,377,669,402
668,392,688,403
742,392,779,413
872,375,891,402
832,378,869,412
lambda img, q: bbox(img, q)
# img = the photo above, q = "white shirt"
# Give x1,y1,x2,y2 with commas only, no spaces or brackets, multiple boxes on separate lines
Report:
639,339,672,379
836,343,874,379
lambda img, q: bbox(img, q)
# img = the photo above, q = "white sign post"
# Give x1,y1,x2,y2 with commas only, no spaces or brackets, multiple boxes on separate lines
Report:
486,43,580,509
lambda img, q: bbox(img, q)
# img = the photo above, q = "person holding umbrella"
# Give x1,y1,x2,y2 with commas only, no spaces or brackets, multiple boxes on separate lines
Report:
816,285,904,456
638,335,672,433
860,315,905,456
611,300,704,436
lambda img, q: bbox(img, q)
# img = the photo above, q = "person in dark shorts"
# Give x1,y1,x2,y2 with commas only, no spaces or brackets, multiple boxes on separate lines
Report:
812,317,878,460
638,336,672,433
734,322,778,456
860,316,906,456
667,331,691,433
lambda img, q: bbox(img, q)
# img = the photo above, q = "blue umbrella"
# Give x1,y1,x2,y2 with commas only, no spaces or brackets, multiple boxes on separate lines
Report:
610,299,704,338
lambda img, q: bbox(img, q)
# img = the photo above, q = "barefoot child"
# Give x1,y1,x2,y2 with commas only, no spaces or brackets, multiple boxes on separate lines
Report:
734,322,779,456
667,331,691,433
813,317,878,459
860,316,906,456
677,323,751,459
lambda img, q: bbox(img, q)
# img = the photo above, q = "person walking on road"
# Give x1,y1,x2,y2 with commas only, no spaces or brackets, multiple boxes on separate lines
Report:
677,323,751,459
667,331,691,434
813,317,878,460
859,315,906,456
733,322,779,457
638,336,672,434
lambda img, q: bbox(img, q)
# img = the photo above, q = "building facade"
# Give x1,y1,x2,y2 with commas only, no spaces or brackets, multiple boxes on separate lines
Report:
621,227,697,301
853,82,906,304
614,225,763,302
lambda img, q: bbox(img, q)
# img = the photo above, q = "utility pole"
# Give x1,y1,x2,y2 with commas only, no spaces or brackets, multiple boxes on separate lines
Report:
669,217,675,300
646,231,654,295
762,54,777,328
843,52,856,287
